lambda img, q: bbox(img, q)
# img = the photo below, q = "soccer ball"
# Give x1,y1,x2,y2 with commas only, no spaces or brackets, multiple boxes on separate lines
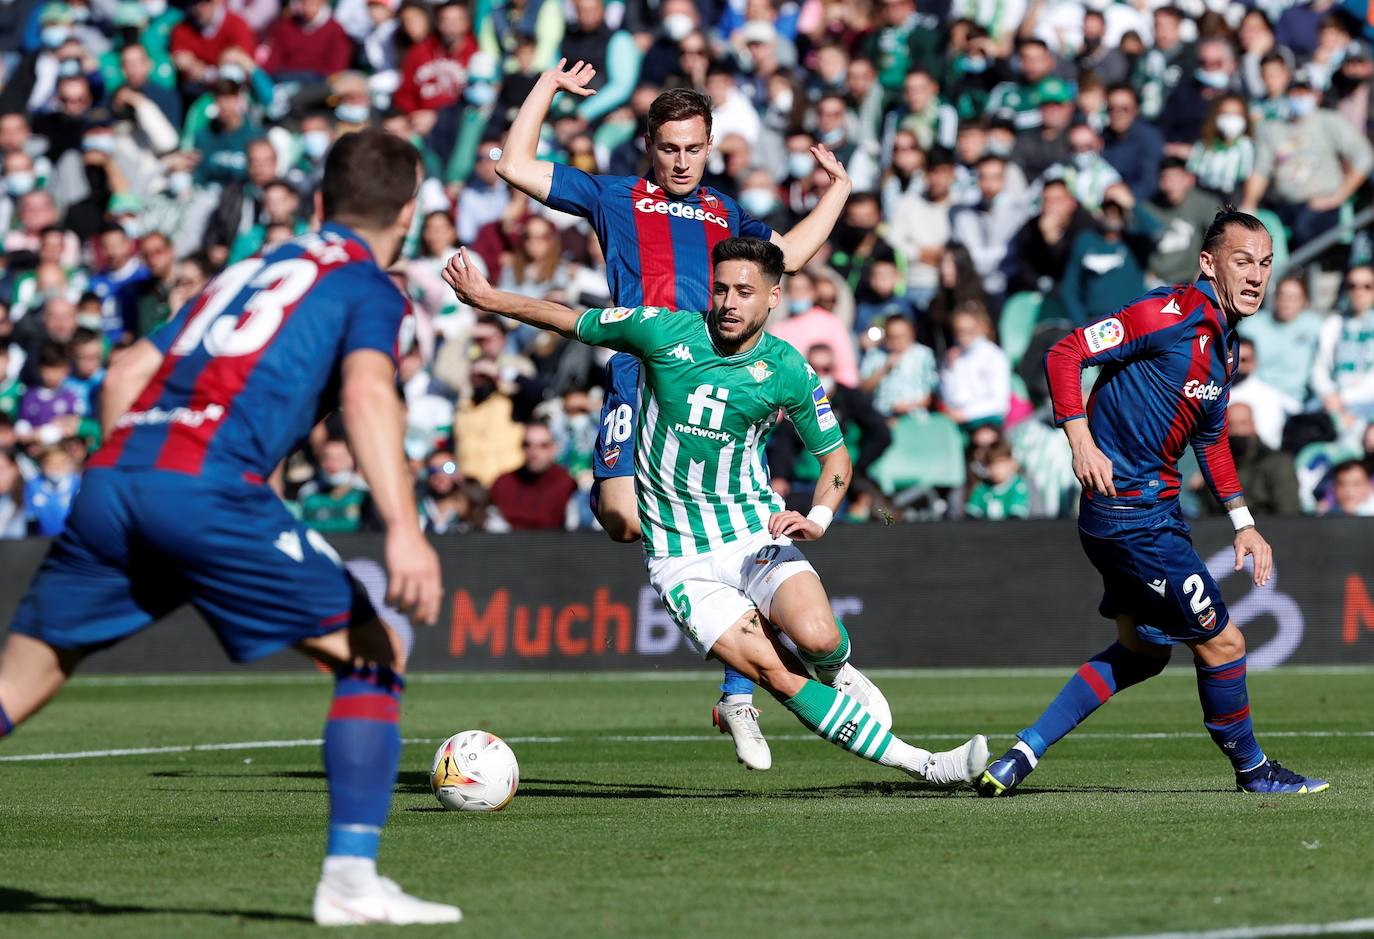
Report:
430,731,519,812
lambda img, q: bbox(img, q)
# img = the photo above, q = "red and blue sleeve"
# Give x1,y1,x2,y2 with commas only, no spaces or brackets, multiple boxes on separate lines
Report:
1044,295,1188,426
1192,394,1244,505
341,268,409,364
728,195,774,241
546,164,610,217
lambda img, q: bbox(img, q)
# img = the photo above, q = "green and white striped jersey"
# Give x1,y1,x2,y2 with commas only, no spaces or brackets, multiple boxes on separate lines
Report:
576,305,846,557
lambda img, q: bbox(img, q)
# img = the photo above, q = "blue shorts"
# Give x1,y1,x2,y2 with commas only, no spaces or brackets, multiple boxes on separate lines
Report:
1078,497,1228,646
593,353,642,482
8,468,374,663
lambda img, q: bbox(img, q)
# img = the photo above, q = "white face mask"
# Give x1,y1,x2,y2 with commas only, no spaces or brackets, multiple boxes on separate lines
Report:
771,90,794,114
787,151,815,179
663,13,694,41
144,0,168,16
1289,93,1317,117
6,171,35,196
1215,113,1246,141
301,130,331,160
167,170,193,195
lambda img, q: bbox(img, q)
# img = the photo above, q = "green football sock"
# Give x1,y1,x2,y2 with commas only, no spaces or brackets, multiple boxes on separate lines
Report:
783,679,930,772
798,617,850,686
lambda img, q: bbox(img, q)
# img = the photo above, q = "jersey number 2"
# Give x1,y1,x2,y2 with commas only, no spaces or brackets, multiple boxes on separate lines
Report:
1182,574,1212,613
170,258,317,358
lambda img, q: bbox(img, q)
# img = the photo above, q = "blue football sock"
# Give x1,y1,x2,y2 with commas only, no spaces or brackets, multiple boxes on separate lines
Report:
323,663,404,859
720,666,754,698
1021,642,1168,758
0,699,12,738
1195,656,1265,773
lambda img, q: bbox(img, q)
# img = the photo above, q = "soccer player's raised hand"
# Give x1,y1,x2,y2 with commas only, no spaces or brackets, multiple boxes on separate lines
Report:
811,145,851,187
545,58,598,97
443,247,493,308
1233,527,1273,587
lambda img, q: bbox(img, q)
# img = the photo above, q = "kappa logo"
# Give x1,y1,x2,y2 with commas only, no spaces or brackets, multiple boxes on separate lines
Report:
1183,379,1223,401
1148,578,1168,596
669,343,695,363
639,307,661,320
1199,334,1210,354
1162,297,1182,316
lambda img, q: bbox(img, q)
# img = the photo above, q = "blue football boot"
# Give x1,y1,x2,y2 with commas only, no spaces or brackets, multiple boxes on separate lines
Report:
1236,760,1329,794
976,742,1037,797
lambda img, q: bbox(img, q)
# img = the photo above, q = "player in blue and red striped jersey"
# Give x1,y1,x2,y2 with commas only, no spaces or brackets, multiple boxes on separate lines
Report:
0,131,463,924
978,208,1329,797
496,61,859,771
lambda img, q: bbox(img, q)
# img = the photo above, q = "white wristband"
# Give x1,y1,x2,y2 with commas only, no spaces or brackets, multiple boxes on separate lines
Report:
806,504,834,534
1229,506,1255,532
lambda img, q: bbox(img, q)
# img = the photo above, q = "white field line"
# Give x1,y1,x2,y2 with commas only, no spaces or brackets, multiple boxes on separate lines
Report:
1086,918,1374,939
65,664,1374,688
2,729,1371,763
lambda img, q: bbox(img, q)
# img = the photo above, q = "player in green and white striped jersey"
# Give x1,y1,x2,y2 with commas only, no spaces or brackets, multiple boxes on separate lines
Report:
445,237,989,787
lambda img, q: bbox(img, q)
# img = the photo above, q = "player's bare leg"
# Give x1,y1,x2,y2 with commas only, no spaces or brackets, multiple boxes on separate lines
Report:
297,619,462,926
766,571,892,726
710,612,987,786
1188,621,1329,794
0,634,84,738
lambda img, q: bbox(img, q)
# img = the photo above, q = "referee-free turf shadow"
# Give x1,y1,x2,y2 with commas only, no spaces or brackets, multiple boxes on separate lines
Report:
0,886,313,923
399,771,753,802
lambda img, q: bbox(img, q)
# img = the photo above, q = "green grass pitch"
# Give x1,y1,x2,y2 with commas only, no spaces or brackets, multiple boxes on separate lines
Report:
2,667,1371,938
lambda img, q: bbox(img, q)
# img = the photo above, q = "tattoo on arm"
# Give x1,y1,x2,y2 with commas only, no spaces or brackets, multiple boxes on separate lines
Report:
831,473,846,491
1222,496,1246,511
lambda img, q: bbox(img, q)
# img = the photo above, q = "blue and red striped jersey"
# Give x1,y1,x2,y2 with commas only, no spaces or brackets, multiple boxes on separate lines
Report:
1045,279,1243,507
545,166,773,311
89,223,409,481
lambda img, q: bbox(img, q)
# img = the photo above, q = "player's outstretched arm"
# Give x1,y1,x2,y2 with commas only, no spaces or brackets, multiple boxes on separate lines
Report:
341,350,443,625
494,58,597,202
768,447,852,541
443,247,581,338
771,145,852,273
100,338,164,438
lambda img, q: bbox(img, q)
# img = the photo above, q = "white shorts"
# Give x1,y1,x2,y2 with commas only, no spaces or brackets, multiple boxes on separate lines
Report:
644,530,816,658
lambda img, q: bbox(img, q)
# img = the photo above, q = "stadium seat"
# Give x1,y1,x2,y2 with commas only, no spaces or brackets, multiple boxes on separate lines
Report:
868,412,966,503
1295,440,1363,514
1252,209,1289,273
998,292,1043,366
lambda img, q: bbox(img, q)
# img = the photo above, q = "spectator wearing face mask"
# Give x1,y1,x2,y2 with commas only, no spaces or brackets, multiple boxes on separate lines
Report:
1195,402,1300,516
418,450,504,534
1188,95,1255,205
1159,38,1240,146
1055,120,1123,215
190,76,263,188
88,223,151,344
770,270,860,388
888,149,955,306
1007,177,1091,298
169,0,256,88
295,437,377,534
1242,69,1374,249
1057,185,1158,326
951,155,1023,302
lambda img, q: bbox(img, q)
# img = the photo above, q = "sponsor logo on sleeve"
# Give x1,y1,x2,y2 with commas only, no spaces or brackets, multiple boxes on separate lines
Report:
812,385,838,430
1084,317,1125,353
599,307,635,325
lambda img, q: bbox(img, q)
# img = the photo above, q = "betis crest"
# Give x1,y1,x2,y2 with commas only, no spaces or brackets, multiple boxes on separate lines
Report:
747,361,771,382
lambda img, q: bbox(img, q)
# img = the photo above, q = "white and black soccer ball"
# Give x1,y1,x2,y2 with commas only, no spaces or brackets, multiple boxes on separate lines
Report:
430,731,519,812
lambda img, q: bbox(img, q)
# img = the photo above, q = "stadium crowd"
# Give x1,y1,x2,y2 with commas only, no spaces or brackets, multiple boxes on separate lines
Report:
3,0,1374,538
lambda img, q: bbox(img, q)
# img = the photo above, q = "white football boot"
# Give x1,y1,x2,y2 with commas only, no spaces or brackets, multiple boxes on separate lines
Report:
712,699,772,771
831,663,893,729
313,872,463,926
914,735,990,787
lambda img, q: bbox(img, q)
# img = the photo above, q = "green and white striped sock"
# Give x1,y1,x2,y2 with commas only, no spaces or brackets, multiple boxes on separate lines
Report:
783,679,930,772
799,618,850,686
